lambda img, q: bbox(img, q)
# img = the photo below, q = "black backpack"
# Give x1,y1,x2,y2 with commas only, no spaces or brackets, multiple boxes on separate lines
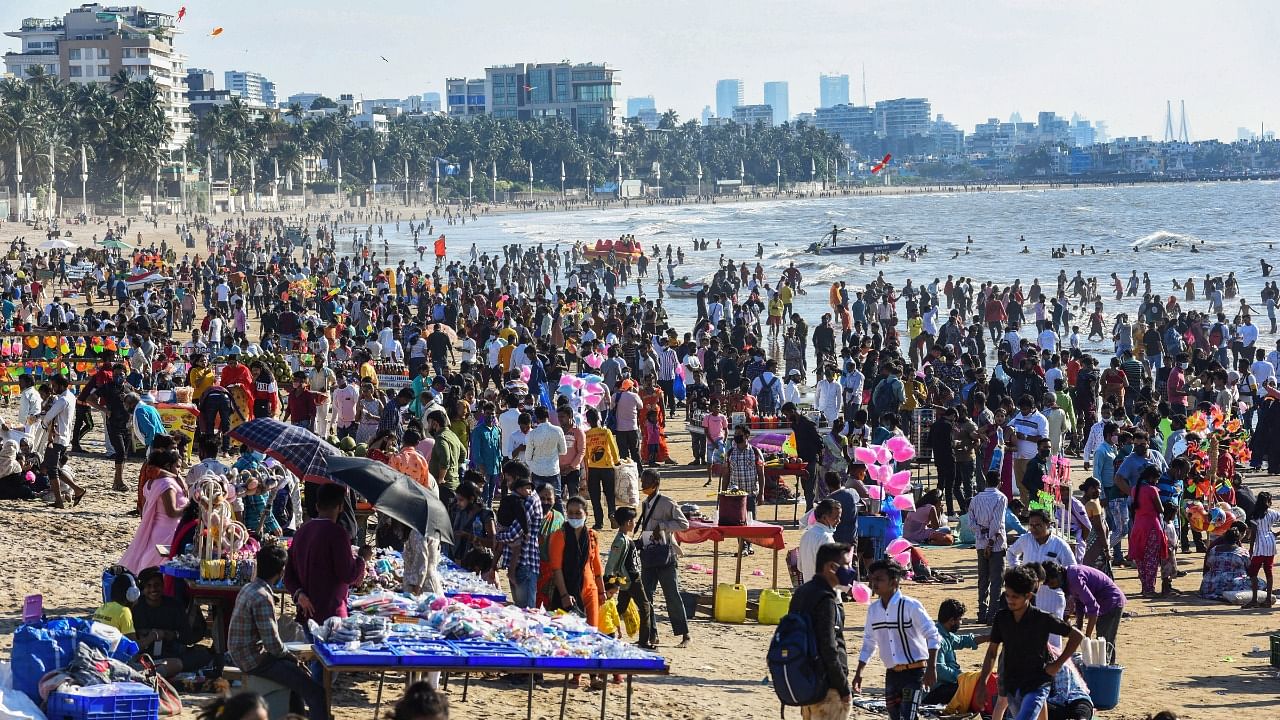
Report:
766,613,829,711
758,376,780,415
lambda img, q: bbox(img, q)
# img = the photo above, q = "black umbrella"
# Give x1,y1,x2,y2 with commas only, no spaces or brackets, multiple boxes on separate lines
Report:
325,456,454,545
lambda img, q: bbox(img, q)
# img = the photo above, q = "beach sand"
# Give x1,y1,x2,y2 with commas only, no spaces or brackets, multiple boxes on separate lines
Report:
0,213,1275,720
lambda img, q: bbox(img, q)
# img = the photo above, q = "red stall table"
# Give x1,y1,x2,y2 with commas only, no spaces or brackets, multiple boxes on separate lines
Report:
675,519,786,610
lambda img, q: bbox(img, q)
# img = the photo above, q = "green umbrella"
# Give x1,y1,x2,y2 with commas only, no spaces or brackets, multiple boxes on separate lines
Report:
101,238,132,250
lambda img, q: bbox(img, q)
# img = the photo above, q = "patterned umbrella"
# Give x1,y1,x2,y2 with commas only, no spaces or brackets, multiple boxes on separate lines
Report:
230,417,340,484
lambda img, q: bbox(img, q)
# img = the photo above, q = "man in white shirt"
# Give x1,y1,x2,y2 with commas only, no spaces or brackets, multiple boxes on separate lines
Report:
1249,349,1275,386
524,406,567,510
40,375,86,508
1007,508,1075,621
331,373,361,440
1037,327,1059,354
497,394,524,457
841,362,865,420
798,500,840,582
1010,395,1049,504
852,559,941,718
967,472,1009,621
815,366,843,423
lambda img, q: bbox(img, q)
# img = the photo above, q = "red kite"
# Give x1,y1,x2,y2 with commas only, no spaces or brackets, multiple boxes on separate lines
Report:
210,27,224,37
176,6,186,22
870,153,892,174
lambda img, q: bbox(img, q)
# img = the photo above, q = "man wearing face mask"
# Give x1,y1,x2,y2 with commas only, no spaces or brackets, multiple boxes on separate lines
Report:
798,499,841,582
785,542,855,719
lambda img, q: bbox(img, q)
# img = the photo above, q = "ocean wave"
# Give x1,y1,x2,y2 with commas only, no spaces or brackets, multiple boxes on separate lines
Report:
807,264,857,285
1132,230,1205,249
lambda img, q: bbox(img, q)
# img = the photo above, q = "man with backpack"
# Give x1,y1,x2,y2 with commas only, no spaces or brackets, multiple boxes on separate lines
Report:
768,542,854,719
751,359,784,417
871,363,906,419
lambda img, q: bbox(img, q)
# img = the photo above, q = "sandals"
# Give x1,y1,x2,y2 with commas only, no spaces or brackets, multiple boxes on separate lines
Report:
73,490,87,507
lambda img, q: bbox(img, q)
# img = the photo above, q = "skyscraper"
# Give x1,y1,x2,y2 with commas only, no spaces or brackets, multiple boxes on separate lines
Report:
627,95,656,118
763,81,789,126
715,79,743,119
819,74,849,109
225,70,277,108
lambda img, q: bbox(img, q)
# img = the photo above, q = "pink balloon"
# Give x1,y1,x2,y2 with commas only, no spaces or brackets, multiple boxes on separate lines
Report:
886,538,913,556
886,436,916,462
519,365,531,382
850,583,872,604
892,494,916,512
585,382,604,394
874,445,892,464
892,550,912,567
864,485,883,500
853,447,879,465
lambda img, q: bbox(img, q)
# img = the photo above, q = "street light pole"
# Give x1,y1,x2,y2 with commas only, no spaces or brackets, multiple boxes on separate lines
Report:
81,145,89,218
15,142,23,222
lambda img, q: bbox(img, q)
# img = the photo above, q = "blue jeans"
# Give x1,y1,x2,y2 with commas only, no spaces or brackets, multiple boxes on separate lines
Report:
511,563,538,609
1007,682,1051,720
1106,496,1131,560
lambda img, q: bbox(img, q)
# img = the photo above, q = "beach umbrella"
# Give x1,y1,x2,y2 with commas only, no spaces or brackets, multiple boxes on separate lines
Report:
38,238,76,251
326,456,453,545
101,238,133,250
230,417,340,484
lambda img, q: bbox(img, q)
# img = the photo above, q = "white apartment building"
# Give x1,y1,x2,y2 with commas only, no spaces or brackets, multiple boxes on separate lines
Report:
4,4,190,150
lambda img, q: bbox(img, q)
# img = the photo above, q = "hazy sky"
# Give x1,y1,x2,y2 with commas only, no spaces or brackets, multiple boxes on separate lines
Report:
5,0,1278,141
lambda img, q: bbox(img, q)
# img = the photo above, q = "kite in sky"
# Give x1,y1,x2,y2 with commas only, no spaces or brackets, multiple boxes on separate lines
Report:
870,153,892,174
210,27,224,37
176,6,186,22
380,56,389,63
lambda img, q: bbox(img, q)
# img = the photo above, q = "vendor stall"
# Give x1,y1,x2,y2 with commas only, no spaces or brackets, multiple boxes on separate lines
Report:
675,519,786,614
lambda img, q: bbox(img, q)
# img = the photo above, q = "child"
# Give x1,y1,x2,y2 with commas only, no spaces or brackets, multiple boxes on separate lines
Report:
1159,501,1180,597
642,409,662,468
94,571,139,639
688,399,707,466
240,470,282,539
702,400,728,487
1245,491,1280,608
604,507,652,648
1068,325,1082,350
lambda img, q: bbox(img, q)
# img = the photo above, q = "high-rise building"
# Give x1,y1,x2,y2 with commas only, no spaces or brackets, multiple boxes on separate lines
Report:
715,79,743,119
819,74,850,109
627,95,656,117
814,104,875,145
484,62,618,129
732,104,774,126
4,4,189,149
874,98,931,138
224,70,276,108
185,67,214,92
763,81,789,126
422,92,441,113
700,105,714,126
446,78,486,118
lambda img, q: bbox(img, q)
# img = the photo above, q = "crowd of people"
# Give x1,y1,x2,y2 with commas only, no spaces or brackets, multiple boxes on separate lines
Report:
8,210,1271,720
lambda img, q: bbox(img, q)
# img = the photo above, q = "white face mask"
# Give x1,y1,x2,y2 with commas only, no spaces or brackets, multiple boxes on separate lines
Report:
566,517,586,529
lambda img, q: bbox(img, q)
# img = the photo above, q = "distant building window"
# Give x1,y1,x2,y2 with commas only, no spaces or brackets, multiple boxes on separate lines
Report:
98,65,110,77
67,48,81,60
69,65,82,77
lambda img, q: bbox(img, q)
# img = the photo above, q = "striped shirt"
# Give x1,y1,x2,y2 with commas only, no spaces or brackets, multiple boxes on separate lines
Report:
967,487,1009,552
1251,509,1280,558
858,591,941,668
652,339,678,381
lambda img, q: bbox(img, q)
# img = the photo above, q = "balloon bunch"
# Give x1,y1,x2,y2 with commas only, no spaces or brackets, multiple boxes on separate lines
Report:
1186,500,1245,535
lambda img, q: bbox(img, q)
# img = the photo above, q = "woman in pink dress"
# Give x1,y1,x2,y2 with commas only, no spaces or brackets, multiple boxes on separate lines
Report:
120,448,188,574
1126,465,1169,597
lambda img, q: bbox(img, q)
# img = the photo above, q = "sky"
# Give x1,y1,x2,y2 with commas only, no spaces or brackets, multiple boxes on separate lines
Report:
4,0,1279,141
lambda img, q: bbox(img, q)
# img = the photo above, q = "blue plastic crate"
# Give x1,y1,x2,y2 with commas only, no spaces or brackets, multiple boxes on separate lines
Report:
391,640,466,667
47,682,159,720
533,654,598,670
598,652,667,672
449,639,533,667
315,642,401,666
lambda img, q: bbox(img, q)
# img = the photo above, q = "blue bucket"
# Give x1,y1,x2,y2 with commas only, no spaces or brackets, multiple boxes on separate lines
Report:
1081,664,1123,710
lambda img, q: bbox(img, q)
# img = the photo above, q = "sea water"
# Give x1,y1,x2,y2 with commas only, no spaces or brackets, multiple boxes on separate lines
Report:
359,181,1280,357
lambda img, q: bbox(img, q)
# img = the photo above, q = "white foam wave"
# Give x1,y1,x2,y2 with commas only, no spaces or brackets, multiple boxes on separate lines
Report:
1132,230,1204,249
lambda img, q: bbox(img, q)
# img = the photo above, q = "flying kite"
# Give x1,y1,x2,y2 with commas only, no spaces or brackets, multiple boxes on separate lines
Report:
870,153,892,174
176,6,186,22
380,56,389,63
210,27,224,37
